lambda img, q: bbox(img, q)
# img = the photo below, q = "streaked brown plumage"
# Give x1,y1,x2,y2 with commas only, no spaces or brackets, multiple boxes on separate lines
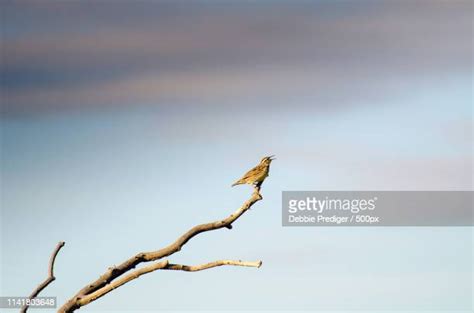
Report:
232,155,275,187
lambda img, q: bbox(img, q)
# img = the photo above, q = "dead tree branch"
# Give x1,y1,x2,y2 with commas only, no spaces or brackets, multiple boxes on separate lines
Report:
21,241,65,313
76,260,170,307
76,259,261,307
59,185,264,312
164,259,263,272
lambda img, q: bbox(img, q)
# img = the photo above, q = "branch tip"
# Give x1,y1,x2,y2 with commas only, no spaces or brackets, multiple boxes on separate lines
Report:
21,240,65,313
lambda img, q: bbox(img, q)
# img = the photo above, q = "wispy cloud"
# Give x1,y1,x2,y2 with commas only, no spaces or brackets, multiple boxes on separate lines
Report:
2,1,471,115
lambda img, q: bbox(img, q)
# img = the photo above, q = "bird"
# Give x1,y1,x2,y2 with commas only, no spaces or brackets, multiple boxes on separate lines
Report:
232,155,275,188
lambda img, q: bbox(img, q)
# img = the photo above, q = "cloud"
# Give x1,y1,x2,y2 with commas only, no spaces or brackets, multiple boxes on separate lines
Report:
1,0,471,115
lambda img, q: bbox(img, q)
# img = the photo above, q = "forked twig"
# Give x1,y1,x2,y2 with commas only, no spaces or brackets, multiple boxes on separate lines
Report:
21,241,65,313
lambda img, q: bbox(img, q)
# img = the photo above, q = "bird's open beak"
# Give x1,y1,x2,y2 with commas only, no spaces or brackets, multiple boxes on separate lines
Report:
268,155,276,160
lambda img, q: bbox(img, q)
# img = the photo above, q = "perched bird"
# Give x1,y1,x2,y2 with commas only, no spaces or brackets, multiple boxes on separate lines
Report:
232,155,275,187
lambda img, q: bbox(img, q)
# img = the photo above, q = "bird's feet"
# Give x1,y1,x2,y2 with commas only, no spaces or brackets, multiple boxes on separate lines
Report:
252,185,263,200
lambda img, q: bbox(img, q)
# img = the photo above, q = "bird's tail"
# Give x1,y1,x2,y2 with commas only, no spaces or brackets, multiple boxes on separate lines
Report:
231,180,242,187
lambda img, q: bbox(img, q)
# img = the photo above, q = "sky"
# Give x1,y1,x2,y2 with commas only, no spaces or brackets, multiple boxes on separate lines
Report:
1,1,472,312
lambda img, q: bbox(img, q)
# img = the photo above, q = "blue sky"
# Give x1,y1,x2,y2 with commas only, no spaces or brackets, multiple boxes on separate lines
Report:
1,1,472,312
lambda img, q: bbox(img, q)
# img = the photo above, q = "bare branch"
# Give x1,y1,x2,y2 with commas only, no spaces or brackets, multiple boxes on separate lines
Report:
59,185,264,312
76,260,170,307
77,259,261,307
164,259,263,272
21,241,65,313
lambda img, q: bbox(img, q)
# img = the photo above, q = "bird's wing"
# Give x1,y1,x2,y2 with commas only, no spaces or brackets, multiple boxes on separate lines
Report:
240,165,261,180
